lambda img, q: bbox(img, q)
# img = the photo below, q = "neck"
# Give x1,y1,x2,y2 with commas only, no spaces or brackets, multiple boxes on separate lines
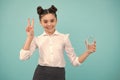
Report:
45,29,56,35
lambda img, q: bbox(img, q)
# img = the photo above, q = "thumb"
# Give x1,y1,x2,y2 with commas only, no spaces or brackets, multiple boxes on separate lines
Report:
85,40,88,49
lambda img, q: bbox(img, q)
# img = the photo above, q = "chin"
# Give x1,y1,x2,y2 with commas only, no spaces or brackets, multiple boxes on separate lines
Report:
49,30,54,33
48,28,55,31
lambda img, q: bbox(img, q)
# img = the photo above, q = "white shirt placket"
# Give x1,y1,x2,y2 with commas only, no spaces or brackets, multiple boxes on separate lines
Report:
49,36,54,65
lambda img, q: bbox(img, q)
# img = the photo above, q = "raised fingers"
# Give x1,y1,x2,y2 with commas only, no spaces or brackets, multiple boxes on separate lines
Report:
31,19,34,27
26,18,34,32
27,18,34,27
27,18,31,27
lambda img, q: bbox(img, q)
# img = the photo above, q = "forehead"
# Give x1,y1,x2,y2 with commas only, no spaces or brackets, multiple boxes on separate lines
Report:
41,13,56,20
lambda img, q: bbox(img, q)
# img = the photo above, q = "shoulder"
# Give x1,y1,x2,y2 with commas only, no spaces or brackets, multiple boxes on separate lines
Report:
36,33,44,39
57,31,70,40
32,36,38,42
32,34,42,42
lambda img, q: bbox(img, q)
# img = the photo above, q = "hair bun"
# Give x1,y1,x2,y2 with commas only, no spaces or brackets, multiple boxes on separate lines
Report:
48,5,57,13
37,6,43,15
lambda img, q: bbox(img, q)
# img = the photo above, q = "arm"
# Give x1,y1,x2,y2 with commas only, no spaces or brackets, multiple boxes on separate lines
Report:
23,37,34,50
65,34,96,66
65,34,81,66
20,18,35,60
23,18,34,50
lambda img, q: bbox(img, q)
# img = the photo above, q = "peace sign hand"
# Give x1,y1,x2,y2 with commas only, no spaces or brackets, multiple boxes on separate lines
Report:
26,18,34,38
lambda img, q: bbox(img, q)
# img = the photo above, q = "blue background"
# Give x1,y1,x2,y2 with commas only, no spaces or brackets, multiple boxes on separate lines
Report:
0,0,120,80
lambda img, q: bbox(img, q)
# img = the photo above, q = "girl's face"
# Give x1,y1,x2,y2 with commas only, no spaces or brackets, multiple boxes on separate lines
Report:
40,13,57,35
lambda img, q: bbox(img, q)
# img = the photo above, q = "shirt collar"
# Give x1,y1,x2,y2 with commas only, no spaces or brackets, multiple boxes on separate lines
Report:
42,30,60,36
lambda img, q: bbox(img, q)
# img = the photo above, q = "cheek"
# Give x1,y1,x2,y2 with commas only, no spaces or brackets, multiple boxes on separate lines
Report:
54,21,57,25
40,22,46,27
54,22,57,26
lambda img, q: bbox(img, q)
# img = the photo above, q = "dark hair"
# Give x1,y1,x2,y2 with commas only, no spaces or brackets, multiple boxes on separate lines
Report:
37,5,57,20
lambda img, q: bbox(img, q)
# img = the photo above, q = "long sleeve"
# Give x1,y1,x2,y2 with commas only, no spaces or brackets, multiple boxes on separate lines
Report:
64,34,81,66
19,37,37,60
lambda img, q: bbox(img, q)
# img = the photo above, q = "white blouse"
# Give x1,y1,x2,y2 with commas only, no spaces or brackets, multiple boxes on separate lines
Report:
20,31,81,67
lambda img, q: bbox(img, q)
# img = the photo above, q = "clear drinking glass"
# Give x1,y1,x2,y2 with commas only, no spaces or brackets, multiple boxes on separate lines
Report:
86,35,95,45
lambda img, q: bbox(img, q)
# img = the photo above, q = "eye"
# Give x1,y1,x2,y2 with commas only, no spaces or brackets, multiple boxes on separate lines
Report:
43,20,48,23
51,19,54,23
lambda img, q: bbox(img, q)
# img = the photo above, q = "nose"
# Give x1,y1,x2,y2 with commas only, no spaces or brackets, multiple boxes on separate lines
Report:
47,22,51,26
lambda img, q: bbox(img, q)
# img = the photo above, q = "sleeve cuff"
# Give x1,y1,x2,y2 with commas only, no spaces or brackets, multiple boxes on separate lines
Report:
20,49,30,53
19,49,31,60
76,57,81,66
72,57,81,66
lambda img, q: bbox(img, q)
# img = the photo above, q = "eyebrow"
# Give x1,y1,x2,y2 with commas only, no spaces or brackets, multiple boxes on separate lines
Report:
42,18,55,21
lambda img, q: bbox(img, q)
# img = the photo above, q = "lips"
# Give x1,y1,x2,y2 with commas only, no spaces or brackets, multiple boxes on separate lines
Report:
46,26,53,29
